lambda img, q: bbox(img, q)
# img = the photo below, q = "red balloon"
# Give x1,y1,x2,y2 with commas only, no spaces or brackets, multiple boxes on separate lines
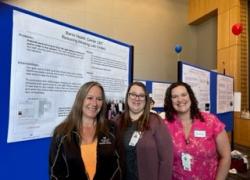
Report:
232,23,243,35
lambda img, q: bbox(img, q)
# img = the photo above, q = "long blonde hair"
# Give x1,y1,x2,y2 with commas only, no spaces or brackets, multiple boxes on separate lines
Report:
53,81,107,142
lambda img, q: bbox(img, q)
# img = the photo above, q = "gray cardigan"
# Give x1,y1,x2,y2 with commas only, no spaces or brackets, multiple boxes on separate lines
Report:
116,113,173,180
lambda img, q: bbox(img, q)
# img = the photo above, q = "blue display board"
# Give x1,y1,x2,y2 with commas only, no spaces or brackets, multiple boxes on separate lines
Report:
210,71,234,131
0,2,133,180
178,61,234,131
134,79,172,112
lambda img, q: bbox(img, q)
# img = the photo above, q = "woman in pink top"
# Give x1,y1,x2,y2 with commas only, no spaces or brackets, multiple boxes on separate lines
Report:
163,82,231,180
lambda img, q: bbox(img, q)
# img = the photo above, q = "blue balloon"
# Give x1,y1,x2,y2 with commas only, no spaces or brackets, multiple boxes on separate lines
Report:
175,45,182,53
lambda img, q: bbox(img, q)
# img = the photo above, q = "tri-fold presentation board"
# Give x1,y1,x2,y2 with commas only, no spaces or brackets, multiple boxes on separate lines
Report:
134,79,172,112
0,2,133,180
178,61,234,131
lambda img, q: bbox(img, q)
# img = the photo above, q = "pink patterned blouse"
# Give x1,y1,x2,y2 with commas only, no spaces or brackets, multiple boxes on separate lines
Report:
164,112,225,180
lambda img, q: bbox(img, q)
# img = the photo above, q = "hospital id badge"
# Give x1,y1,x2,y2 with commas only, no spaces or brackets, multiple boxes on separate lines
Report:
181,152,192,171
129,131,141,146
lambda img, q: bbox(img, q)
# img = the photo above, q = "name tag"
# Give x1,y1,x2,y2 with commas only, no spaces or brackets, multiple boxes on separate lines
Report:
181,152,192,171
129,131,141,146
194,130,206,137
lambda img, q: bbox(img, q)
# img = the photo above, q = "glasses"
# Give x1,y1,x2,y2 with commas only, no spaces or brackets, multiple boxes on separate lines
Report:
128,93,146,100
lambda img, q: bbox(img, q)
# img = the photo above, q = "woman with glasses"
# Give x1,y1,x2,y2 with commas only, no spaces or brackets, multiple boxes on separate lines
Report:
114,81,173,180
163,82,231,180
49,81,121,180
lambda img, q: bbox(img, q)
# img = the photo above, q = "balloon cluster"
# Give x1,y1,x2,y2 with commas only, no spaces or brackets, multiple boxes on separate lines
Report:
232,23,243,36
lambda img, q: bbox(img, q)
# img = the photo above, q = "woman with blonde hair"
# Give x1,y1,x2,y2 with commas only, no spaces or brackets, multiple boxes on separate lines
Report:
49,81,121,180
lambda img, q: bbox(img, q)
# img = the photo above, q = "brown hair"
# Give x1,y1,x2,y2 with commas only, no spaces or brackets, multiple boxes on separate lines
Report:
164,81,204,122
120,81,151,131
53,81,107,142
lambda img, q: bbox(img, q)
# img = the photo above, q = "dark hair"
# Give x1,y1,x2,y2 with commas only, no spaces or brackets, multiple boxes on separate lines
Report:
53,81,107,142
120,81,150,131
164,81,204,122
150,97,155,104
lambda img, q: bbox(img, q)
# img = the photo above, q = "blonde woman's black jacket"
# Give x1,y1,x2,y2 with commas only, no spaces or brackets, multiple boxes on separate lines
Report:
49,121,121,180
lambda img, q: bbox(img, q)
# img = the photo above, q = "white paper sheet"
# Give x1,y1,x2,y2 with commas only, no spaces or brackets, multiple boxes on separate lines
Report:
152,82,170,108
182,64,210,112
216,74,234,113
8,10,130,142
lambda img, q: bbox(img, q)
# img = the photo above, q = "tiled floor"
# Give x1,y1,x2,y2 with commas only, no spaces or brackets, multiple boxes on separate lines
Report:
227,144,250,180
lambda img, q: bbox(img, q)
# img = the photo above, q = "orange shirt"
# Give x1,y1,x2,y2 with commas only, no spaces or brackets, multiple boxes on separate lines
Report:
81,138,97,180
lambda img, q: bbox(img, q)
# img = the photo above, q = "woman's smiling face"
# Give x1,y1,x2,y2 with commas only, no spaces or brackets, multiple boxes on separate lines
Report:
127,85,146,116
82,85,103,120
171,85,191,114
